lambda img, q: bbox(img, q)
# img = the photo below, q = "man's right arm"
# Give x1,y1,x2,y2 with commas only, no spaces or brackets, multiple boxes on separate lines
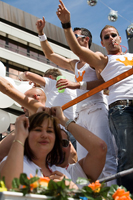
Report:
56,0,107,70
36,17,75,72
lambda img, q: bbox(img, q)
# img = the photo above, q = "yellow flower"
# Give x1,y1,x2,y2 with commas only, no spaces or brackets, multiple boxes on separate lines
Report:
112,188,132,200
0,181,7,192
88,180,101,193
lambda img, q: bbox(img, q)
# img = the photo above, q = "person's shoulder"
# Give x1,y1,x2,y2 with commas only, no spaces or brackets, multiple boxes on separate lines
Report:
96,51,107,58
43,77,56,85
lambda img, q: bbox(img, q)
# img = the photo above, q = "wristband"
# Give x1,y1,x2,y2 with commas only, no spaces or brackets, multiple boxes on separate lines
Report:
13,139,24,147
65,119,75,130
38,34,47,42
79,81,87,90
61,22,71,29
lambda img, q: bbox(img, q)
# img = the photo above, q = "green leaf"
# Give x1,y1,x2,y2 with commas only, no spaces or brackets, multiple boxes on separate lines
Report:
19,173,29,186
107,184,119,199
29,177,39,184
21,187,30,196
76,177,89,185
82,185,93,193
35,169,38,175
48,180,58,190
12,178,20,189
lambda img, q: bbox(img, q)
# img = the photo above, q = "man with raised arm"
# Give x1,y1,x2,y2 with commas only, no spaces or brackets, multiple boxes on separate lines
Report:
35,14,117,186
56,0,133,192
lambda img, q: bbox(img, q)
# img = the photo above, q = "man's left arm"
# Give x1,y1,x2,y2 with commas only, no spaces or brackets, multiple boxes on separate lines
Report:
0,76,43,115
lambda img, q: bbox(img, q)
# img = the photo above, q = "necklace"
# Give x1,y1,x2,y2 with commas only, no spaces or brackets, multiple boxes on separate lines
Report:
40,163,53,177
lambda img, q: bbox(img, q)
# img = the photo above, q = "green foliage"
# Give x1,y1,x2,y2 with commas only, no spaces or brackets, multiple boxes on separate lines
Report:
1,174,133,200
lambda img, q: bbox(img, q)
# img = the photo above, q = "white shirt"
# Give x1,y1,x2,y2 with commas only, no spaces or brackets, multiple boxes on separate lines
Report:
41,77,77,120
101,53,133,105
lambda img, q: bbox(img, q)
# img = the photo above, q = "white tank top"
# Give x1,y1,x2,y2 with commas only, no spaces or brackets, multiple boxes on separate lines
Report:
101,53,133,105
75,62,104,112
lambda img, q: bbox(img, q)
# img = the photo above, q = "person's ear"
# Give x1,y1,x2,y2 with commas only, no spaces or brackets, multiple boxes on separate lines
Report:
84,36,89,44
101,40,104,47
48,75,55,80
119,36,122,43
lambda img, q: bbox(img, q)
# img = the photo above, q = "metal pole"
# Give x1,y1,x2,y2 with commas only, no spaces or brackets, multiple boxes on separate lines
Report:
99,168,133,183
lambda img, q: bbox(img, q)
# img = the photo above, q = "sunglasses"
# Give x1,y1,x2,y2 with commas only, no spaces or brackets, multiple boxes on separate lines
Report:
104,33,117,40
62,139,69,147
75,34,86,38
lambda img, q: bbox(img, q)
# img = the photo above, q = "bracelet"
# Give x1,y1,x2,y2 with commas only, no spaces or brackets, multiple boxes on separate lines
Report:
38,34,47,42
13,140,24,147
61,22,71,29
65,119,75,130
79,81,87,90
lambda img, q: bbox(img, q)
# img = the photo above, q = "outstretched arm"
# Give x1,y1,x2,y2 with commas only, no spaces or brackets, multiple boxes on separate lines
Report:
0,115,29,188
56,0,107,70
56,78,104,90
36,17,75,72
0,76,43,115
51,106,107,181
0,130,15,162
19,71,46,87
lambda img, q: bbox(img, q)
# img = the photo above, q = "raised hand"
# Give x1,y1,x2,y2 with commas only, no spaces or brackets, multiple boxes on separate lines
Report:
56,78,80,90
15,115,29,142
51,106,67,126
56,0,70,23
36,16,46,35
36,106,51,115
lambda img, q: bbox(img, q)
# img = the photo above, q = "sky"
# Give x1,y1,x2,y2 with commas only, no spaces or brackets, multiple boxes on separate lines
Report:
1,0,133,52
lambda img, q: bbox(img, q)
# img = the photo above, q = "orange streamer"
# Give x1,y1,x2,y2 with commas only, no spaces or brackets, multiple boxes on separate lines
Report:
62,67,133,111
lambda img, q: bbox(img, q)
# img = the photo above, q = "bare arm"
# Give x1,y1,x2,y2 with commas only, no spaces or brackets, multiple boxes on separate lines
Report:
56,78,104,90
51,106,107,182
0,131,15,162
0,115,29,188
19,71,46,87
36,17,75,72
56,0,107,70
0,76,43,115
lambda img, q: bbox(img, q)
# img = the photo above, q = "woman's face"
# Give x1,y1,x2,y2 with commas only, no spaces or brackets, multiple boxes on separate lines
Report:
28,118,55,158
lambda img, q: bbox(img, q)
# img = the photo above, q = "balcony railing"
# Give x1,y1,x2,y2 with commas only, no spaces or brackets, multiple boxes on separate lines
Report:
0,41,74,74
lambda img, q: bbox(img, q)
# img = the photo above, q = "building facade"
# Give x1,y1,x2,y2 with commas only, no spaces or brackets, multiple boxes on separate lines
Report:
0,1,107,134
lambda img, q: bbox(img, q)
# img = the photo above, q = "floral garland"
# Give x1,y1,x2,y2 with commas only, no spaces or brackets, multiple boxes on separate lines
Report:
0,173,133,200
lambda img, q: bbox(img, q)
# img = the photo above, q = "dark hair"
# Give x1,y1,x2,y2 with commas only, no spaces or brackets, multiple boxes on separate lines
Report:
100,25,119,41
60,128,70,141
73,27,92,48
43,68,62,79
24,112,63,166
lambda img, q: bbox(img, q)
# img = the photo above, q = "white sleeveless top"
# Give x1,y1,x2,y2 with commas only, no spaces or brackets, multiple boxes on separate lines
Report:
75,62,104,112
101,53,133,105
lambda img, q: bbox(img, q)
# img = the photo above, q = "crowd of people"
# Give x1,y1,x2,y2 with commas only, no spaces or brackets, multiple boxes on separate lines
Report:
0,0,133,194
